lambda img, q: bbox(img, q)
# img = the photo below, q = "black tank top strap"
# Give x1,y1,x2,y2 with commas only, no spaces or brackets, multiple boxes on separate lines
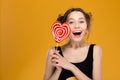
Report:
86,44,96,62
55,46,64,56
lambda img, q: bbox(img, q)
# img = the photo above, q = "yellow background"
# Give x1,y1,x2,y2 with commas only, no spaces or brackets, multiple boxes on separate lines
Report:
1,0,120,80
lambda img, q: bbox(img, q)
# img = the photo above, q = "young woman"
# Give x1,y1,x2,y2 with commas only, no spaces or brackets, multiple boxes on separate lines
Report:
43,8,102,80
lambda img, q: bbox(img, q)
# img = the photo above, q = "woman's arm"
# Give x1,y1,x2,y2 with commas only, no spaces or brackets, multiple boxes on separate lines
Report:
69,64,92,80
43,48,62,80
93,45,102,80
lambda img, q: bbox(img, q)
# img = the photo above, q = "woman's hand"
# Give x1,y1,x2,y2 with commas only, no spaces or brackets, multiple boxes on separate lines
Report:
51,49,73,71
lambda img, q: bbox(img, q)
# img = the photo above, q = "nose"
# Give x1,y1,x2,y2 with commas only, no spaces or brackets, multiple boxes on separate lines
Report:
74,23,80,29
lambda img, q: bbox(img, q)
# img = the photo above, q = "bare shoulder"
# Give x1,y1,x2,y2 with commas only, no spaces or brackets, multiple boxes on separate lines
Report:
94,45,102,52
93,44,102,58
47,47,55,56
45,47,55,64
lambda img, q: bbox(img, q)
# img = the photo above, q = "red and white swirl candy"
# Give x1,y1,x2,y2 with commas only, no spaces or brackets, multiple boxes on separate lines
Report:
51,22,71,43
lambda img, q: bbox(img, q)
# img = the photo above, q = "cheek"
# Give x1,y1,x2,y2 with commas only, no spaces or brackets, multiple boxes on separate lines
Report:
81,24,87,30
69,24,75,29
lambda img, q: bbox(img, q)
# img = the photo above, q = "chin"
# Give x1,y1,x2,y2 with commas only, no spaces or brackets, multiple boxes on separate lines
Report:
70,37,83,42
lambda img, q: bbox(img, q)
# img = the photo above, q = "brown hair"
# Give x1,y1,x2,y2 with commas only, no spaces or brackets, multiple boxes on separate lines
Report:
57,8,92,30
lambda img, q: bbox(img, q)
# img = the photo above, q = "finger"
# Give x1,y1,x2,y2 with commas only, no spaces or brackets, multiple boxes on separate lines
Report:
50,49,59,56
51,54,59,59
52,62,60,67
50,52,58,57
51,62,58,67
51,58,59,62
54,52,62,58
51,61,58,65
51,58,59,63
54,50,60,54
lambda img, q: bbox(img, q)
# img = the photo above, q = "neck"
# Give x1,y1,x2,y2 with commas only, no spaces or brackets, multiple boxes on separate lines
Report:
66,40,87,49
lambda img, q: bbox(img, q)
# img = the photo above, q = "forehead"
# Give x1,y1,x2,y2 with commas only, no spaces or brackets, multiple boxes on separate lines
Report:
67,11,85,19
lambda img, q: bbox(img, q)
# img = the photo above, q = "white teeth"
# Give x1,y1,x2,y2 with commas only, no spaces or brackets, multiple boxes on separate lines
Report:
73,30,82,33
73,31,82,34
73,31,80,32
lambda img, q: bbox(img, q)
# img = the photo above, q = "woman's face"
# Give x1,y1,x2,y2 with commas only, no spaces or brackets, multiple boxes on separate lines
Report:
67,11,87,42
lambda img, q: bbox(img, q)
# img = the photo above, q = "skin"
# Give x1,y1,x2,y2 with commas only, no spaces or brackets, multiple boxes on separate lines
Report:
43,11,102,80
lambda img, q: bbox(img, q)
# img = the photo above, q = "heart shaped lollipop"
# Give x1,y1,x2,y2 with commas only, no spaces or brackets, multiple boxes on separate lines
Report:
51,22,71,43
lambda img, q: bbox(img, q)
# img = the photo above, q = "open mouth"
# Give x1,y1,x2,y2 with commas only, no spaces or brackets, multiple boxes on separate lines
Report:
73,31,82,36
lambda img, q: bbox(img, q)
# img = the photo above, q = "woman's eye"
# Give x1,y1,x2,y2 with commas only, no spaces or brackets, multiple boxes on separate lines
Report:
68,21,74,24
79,21,84,23
69,21,74,24
69,22,73,24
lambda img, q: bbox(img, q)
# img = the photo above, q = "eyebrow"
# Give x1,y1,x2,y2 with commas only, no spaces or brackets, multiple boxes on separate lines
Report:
67,17,85,20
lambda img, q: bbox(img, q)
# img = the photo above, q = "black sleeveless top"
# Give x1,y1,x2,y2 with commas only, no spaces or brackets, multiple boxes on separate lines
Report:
55,44,95,80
